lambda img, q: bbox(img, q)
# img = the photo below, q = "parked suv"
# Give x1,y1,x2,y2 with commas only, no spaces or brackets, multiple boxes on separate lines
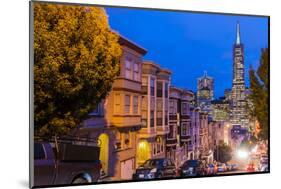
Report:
33,136,101,187
179,160,206,177
133,158,176,180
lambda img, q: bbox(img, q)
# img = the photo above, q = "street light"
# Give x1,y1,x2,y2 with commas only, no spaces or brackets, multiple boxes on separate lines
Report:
236,149,249,159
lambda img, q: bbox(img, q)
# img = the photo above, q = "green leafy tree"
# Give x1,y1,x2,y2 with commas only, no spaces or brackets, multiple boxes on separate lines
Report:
215,142,232,163
34,3,122,136
249,48,269,140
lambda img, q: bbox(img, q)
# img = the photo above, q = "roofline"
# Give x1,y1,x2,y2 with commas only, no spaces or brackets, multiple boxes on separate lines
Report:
143,60,172,75
143,60,161,69
159,68,172,75
114,31,147,55
170,86,183,93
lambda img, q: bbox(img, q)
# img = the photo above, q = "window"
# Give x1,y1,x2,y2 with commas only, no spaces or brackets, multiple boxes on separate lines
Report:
157,81,163,97
142,77,148,93
114,94,121,114
133,62,140,81
153,143,157,155
150,110,154,127
141,110,148,128
168,125,176,139
123,132,131,149
165,110,168,125
133,96,138,114
115,132,122,150
34,143,45,160
157,141,161,153
125,95,131,114
182,102,189,115
157,111,162,126
182,123,187,136
188,122,192,135
150,78,155,96
125,58,132,79
169,100,174,114
164,83,168,98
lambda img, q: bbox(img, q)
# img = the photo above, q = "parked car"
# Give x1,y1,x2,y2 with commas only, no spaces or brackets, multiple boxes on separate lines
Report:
260,164,269,172
231,164,238,170
217,163,227,172
206,164,217,175
179,160,206,177
133,158,176,180
259,159,268,171
33,137,101,187
225,163,232,171
246,163,255,172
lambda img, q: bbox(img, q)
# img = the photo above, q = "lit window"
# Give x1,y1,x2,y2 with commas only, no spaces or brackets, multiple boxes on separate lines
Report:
114,94,121,114
141,77,148,93
125,95,131,114
125,58,132,79
141,110,147,128
157,111,162,126
133,62,139,81
133,96,138,114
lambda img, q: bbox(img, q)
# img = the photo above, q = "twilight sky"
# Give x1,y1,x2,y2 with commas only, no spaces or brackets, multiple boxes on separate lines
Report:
105,7,268,98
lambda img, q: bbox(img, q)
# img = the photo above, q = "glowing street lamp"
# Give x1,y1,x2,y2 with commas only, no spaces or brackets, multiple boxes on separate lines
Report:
236,149,249,159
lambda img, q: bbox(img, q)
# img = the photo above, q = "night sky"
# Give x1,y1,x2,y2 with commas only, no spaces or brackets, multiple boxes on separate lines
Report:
105,7,268,98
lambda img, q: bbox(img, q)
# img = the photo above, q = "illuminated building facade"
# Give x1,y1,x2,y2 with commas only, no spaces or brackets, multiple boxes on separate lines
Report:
80,35,147,180
230,22,249,128
137,60,171,166
168,87,195,167
197,71,214,108
211,97,230,122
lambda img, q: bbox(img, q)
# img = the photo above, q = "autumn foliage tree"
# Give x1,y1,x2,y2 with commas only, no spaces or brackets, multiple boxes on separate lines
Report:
249,48,269,140
34,3,122,136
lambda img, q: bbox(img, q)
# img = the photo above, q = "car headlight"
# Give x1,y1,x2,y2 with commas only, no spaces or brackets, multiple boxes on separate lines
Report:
150,168,157,173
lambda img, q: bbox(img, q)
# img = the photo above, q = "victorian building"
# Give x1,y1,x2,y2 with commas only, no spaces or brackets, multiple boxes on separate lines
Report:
190,106,200,160
79,35,147,180
137,60,171,167
168,87,195,167
168,87,182,166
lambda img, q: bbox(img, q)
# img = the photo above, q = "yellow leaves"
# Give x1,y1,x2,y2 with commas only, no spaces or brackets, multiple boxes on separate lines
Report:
33,2,122,136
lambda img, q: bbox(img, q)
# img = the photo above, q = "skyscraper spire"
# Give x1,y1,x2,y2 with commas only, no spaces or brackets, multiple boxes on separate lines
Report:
204,70,207,78
236,21,241,45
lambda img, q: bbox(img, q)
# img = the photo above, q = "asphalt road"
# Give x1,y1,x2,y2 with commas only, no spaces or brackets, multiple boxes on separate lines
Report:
216,169,249,175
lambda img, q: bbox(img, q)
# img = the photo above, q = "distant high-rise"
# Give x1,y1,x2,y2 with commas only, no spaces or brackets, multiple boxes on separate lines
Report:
230,22,249,128
197,71,214,110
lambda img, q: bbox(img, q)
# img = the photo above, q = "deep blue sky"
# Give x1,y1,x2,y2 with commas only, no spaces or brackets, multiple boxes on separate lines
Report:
105,7,268,98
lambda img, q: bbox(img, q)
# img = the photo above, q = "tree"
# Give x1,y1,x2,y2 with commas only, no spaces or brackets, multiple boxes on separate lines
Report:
249,48,269,140
215,142,232,163
34,3,122,136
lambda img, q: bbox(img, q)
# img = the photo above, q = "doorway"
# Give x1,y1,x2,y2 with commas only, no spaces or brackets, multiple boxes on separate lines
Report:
98,133,109,176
